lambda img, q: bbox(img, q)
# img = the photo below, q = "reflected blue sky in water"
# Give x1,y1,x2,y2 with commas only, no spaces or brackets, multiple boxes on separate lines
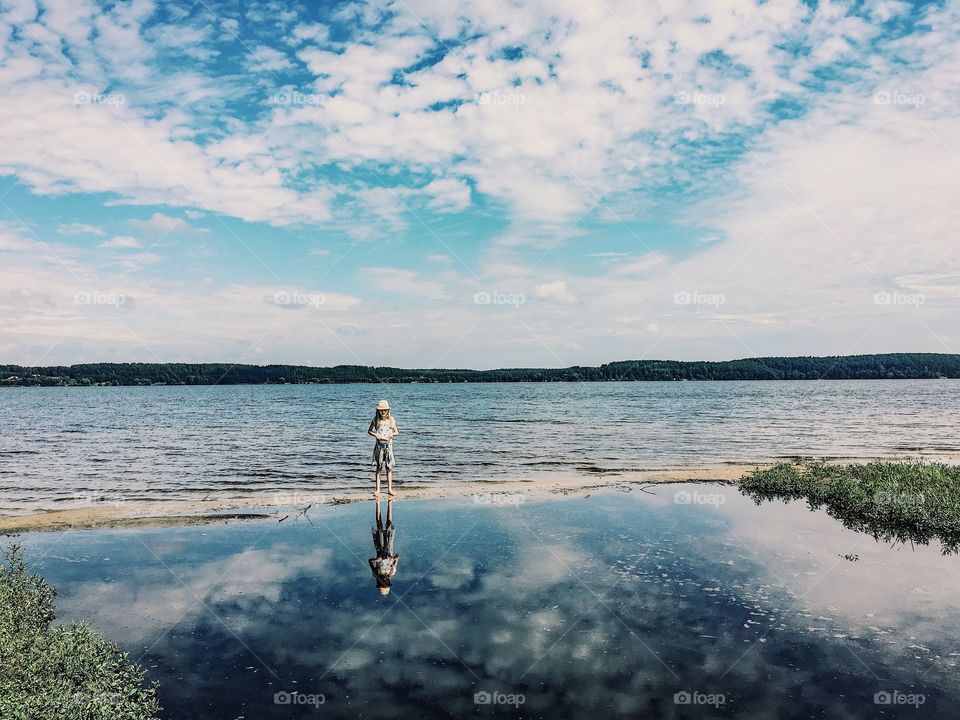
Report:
17,486,960,718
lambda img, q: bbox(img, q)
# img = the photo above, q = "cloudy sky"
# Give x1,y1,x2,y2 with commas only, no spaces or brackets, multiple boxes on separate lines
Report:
1,0,957,368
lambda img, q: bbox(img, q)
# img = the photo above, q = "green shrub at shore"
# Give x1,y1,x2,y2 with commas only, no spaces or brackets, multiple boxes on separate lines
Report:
0,545,160,720
739,461,960,554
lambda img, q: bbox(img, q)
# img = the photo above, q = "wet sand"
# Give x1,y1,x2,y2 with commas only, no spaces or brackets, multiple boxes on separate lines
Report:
5,455,958,534
0,464,763,534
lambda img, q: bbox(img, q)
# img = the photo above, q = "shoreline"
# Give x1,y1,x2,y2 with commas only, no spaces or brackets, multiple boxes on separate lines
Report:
1,464,760,534
5,455,959,534
4,355,960,386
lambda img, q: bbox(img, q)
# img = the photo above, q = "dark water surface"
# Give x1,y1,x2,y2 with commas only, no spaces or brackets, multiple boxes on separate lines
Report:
17,485,959,719
2,380,960,513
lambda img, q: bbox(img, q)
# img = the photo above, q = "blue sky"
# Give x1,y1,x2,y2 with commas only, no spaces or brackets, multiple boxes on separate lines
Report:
0,0,957,368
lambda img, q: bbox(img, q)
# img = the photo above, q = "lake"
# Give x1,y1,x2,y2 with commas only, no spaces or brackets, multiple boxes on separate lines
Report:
16,486,959,718
2,380,960,514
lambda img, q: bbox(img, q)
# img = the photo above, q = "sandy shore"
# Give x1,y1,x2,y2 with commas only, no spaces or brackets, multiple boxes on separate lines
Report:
6,454,957,534
0,464,764,534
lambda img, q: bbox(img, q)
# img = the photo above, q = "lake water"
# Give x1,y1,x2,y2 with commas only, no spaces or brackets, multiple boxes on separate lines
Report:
2,380,959,513
17,487,959,719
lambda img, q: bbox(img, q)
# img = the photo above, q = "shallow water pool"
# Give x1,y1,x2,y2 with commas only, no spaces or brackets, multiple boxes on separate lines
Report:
15,484,959,718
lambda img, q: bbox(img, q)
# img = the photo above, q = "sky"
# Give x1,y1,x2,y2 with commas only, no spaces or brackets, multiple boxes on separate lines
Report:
0,0,957,369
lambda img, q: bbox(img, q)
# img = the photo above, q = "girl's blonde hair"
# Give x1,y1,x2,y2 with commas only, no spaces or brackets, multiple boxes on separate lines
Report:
372,407,391,425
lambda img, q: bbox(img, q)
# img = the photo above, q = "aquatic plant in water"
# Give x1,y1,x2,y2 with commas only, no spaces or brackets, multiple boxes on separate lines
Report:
739,461,960,555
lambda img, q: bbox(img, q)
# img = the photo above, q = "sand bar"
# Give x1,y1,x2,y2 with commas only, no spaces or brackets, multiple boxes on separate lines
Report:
5,455,958,534
1,464,767,533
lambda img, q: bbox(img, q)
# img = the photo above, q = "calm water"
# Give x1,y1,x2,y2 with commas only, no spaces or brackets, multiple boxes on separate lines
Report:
18,487,959,719
2,381,959,513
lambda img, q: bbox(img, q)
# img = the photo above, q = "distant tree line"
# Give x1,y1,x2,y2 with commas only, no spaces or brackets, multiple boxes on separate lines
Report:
1,354,959,386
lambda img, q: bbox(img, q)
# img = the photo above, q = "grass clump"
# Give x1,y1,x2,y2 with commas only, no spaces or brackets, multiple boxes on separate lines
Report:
0,545,160,719
739,461,960,554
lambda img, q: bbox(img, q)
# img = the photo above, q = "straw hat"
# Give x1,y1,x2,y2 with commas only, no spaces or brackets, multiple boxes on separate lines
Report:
376,400,391,411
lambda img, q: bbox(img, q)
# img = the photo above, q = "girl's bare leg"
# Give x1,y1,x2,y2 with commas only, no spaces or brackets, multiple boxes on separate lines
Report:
386,469,396,496
374,468,382,497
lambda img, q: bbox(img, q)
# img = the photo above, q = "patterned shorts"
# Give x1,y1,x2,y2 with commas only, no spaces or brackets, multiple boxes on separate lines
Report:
373,441,395,470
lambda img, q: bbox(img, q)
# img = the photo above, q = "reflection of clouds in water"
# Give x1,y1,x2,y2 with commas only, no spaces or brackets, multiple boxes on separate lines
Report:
59,543,331,645
30,495,960,718
709,489,960,674
333,649,375,672
427,555,475,590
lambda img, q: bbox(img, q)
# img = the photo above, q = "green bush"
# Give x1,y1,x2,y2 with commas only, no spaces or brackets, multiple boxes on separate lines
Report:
0,545,160,719
739,461,960,554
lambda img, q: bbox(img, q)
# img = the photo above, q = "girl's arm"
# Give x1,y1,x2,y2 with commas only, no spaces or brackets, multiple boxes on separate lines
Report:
391,418,399,437
370,422,391,441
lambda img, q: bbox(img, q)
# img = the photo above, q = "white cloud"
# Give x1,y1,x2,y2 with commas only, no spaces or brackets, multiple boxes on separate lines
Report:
98,235,142,249
535,280,577,305
1,0,959,365
351,187,410,235
269,0,858,224
291,22,329,45
0,223,367,365
362,267,449,300
4,0,947,236
422,177,471,213
127,212,207,235
247,45,294,72
895,273,960,299
612,253,667,276
57,222,105,236
0,83,334,225
710,313,780,326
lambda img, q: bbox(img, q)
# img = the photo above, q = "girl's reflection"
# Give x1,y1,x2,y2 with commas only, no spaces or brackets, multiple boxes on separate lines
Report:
369,498,400,595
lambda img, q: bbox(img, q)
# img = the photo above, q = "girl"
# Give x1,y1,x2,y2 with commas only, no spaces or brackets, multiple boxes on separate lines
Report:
368,498,399,595
368,400,399,497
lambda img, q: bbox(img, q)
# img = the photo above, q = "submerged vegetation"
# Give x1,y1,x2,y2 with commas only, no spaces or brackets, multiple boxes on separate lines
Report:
739,461,960,554
2,353,960,386
0,546,160,720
